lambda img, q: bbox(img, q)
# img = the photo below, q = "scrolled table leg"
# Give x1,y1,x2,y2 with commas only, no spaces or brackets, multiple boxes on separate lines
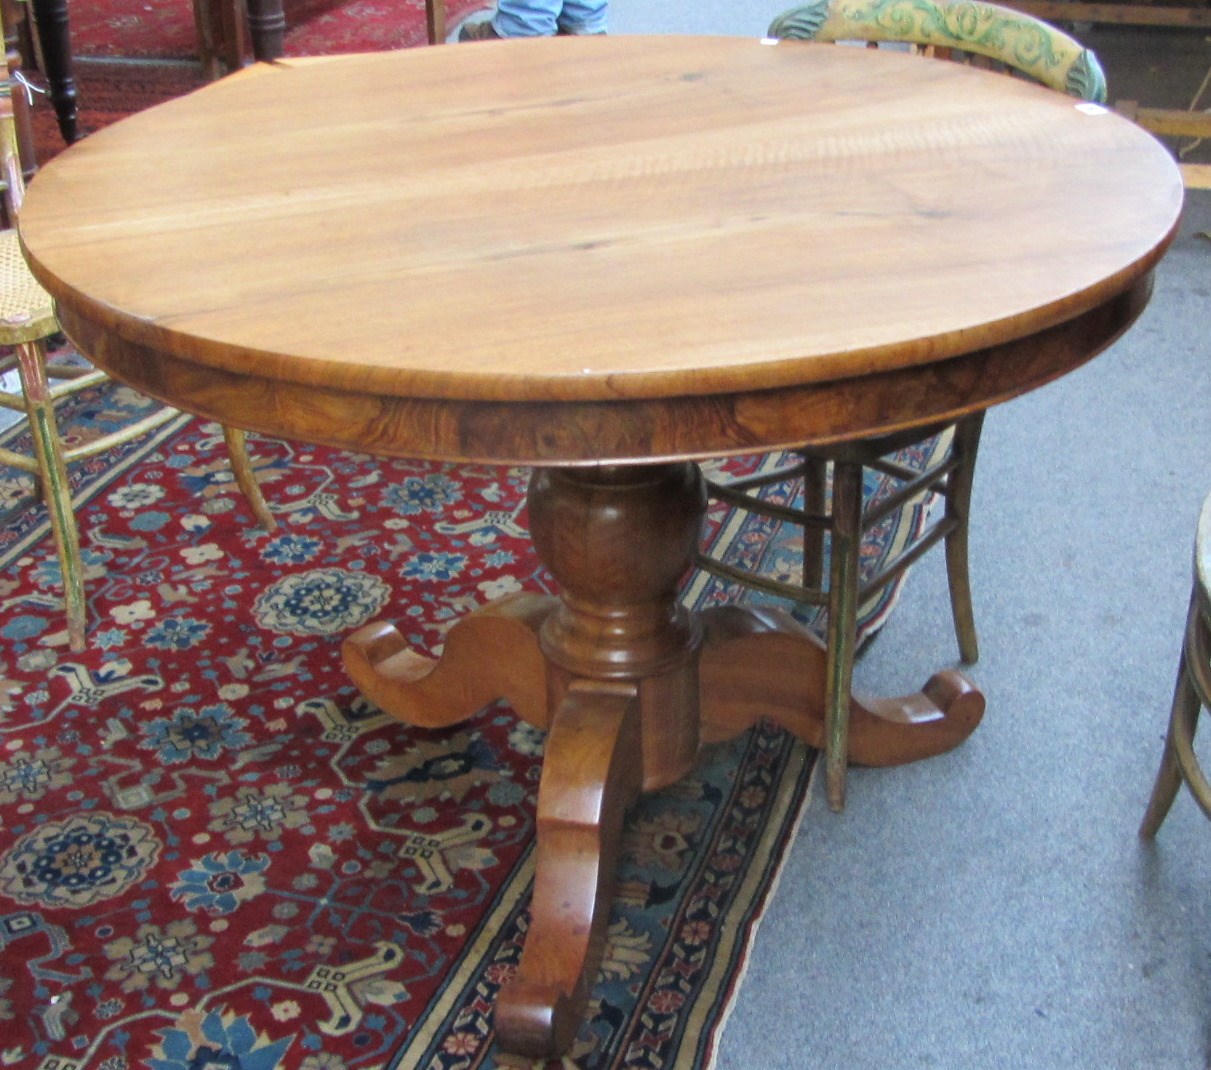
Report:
698,604,985,764
342,591,554,729
494,682,642,1056
344,461,985,1058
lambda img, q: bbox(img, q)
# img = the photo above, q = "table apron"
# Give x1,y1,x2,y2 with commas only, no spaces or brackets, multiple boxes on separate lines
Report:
53,277,1151,467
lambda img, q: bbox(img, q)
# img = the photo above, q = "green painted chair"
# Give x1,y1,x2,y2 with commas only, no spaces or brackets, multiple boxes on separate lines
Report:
697,0,1107,812
1140,493,1211,836
767,0,1106,98
0,26,276,652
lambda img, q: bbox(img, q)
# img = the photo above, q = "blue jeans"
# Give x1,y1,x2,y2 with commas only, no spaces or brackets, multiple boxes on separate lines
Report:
492,0,607,36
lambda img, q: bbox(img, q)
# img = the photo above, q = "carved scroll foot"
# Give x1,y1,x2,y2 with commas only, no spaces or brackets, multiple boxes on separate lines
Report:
341,591,554,729
698,605,985,765
495,683,643,1057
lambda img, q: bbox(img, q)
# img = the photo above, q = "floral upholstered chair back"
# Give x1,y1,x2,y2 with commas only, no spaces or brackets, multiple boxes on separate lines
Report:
767,0,1107,103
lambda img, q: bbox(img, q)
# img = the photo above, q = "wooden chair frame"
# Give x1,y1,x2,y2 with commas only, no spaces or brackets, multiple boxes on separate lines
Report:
1140,493,1211,835
0,19,275,651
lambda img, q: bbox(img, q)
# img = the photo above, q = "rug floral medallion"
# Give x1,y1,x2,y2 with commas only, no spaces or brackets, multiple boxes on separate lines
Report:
0,381,937,1068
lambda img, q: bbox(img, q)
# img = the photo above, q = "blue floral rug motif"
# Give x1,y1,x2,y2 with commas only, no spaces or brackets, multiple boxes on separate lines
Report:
0,376,937,1069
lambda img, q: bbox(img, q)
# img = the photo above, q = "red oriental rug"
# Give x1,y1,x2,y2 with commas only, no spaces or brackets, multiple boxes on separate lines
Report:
0,373,937,1068
66,0,478,62
29,62,208,155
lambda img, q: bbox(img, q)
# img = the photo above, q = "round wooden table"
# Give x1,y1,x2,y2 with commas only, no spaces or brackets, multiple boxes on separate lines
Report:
18,36,1183,1057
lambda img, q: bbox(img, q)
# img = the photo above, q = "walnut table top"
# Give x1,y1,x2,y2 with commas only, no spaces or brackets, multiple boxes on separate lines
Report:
19,36,1182,464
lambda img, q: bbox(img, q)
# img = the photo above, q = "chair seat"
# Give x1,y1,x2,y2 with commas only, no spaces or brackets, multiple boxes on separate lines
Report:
0,228,56,344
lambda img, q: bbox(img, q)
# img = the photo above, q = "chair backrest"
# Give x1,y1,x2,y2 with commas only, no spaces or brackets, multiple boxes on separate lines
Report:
767,0,1107,103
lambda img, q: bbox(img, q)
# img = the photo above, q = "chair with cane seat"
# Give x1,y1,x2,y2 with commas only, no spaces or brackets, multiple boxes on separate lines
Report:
0,33,276,653
1140,493,1211,836
696,0,1107,813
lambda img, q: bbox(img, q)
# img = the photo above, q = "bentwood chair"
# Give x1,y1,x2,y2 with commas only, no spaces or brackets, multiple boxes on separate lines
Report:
0,32,276,652
697,0,1107,812
1140,493,1211,836
193,0,449,79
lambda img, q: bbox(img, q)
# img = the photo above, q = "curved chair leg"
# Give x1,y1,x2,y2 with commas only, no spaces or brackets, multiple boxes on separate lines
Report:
222,425,276,532
944,411,983,665
1140,632,1200,838
1142,595,1211,836
17,340,87,651
823,459,864,812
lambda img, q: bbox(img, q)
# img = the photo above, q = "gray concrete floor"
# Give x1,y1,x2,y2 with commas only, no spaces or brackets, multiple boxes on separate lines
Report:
603,4,1211,1065
0,367,19,421
706,192,1211,1070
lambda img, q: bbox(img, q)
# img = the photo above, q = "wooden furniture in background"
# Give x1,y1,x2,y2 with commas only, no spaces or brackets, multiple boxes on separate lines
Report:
997,1,1211,186
0,5,275,650
1140,492,1211,835
194,0,283,78
1116,84,1211,189
1002,1,1210,28
12,0,452,150
194,0,449,77
426,0,449,45
18,39,1182,1055
27,0,77,143
0,0,56,167
697,0,1109,813
193,0,253,79
0,0,81,148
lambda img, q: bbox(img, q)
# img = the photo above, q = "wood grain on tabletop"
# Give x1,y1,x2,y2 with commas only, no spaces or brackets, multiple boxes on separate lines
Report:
19,37,1181,401
17,37,1183,465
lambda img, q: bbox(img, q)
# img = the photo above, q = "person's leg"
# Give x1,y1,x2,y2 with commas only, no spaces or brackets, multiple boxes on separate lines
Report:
491,0,560,36
556,0,606,34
